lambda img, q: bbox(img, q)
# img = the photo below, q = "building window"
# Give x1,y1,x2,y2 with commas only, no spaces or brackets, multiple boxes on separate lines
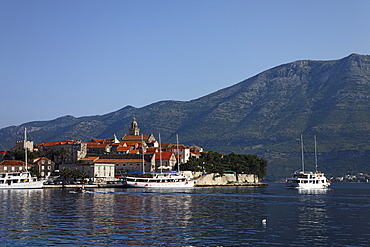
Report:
42,166,45,170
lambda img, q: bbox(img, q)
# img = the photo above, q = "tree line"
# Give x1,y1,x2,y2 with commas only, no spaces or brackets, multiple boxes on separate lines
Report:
180,151,267,179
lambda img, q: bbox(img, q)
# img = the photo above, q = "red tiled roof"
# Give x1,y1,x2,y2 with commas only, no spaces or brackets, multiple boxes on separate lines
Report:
91,138,104,143
122,135,151,141
0,160,33,166
160,143,171,148
146,147,158,152
155,151,174,160
86,143,109,148
31,157,52,163
90,138,114,144
38,140,79,147
94,158,143,163
122,140,142,145
117,146,131,151
80,156,100,162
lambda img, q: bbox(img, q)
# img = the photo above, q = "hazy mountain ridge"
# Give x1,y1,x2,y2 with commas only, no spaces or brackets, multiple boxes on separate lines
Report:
2,53,370,180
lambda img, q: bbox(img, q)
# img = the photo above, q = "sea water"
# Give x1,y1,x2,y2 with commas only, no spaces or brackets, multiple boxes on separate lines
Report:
0,183,369,246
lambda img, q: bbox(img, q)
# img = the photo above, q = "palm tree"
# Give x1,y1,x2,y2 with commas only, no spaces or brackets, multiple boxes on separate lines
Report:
61,168,69,181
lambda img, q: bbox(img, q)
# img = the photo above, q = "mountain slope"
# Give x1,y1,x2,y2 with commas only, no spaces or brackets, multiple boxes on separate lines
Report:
1,53,370,180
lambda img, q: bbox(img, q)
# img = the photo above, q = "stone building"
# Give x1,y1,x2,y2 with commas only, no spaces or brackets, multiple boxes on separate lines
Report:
38,140,87,164
30,157,55,179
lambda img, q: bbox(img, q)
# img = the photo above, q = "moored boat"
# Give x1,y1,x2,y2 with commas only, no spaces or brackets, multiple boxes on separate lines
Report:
123,134,195,188
0,128,43,189
285,170,330,189
285,135,330,189
0,171,44,189
124,172,194,188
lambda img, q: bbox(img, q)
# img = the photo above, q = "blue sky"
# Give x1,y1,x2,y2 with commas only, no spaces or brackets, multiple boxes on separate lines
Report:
1,0,370,128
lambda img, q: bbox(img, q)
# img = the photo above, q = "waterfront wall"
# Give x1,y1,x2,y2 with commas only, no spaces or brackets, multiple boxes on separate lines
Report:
183,171,260,186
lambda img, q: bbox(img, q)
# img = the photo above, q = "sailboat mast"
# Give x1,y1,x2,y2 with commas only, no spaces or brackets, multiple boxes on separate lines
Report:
24,127,28,172
314,135,318,172
159,133,162,173
141,134,145,174
301,134,304,173
176,134,180,173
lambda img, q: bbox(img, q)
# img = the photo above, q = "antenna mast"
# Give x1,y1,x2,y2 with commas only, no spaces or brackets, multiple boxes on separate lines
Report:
159,133,162,173
314,135,318,172
176,134,180,173
24,127,28,172
301,134,304,173
141,134,145,174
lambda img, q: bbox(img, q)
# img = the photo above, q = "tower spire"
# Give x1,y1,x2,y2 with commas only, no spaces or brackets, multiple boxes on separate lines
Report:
129,117,140,135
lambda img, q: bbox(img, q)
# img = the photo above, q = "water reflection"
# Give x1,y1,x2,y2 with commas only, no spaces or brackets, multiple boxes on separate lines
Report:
298,188,329,194
296,190,329,244
0,185,368,246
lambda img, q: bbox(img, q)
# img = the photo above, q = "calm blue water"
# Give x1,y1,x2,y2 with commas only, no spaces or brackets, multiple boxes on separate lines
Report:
0,183,369,246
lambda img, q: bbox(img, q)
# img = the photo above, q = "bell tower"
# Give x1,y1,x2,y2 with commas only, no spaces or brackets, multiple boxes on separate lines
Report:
129,117,140,135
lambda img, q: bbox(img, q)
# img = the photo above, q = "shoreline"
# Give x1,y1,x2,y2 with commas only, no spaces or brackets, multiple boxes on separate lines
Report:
42,182,268,189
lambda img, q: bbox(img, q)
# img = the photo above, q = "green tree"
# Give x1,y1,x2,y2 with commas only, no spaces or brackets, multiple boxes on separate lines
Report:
182,151,267,179
61,168,70,181
57,148,69,164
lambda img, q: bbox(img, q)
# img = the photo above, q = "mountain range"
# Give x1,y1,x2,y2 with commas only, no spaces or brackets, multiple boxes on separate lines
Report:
1,53,370,180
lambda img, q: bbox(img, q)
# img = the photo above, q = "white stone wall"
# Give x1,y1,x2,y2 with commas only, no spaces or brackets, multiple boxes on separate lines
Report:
183,171,258,185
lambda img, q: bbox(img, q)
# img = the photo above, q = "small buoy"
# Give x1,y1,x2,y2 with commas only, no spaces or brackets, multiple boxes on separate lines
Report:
262,219,267,224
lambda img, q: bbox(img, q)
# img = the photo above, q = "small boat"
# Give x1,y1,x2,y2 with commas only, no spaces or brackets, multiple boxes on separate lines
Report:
285,135,331,189
70,186,86,193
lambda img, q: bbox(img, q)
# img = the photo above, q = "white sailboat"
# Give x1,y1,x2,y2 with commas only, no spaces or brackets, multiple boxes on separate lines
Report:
285,135,331,189
0,128,44,189
124,134,194,188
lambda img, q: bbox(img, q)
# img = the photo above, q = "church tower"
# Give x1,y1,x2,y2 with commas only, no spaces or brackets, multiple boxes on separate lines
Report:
129,117,140,135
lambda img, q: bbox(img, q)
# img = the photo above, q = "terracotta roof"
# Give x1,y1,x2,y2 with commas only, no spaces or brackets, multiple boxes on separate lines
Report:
95,158,144,163
155,151,174,160
122,140,142,145
80,156,100,162
112,141,127,146
146,147,158,152
86,143,109,148
117,146,131,151
38,140,79,147
122,135,151,141
31,157,52,163
91,138,104,143
160,143,171,148
0,160,33,166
